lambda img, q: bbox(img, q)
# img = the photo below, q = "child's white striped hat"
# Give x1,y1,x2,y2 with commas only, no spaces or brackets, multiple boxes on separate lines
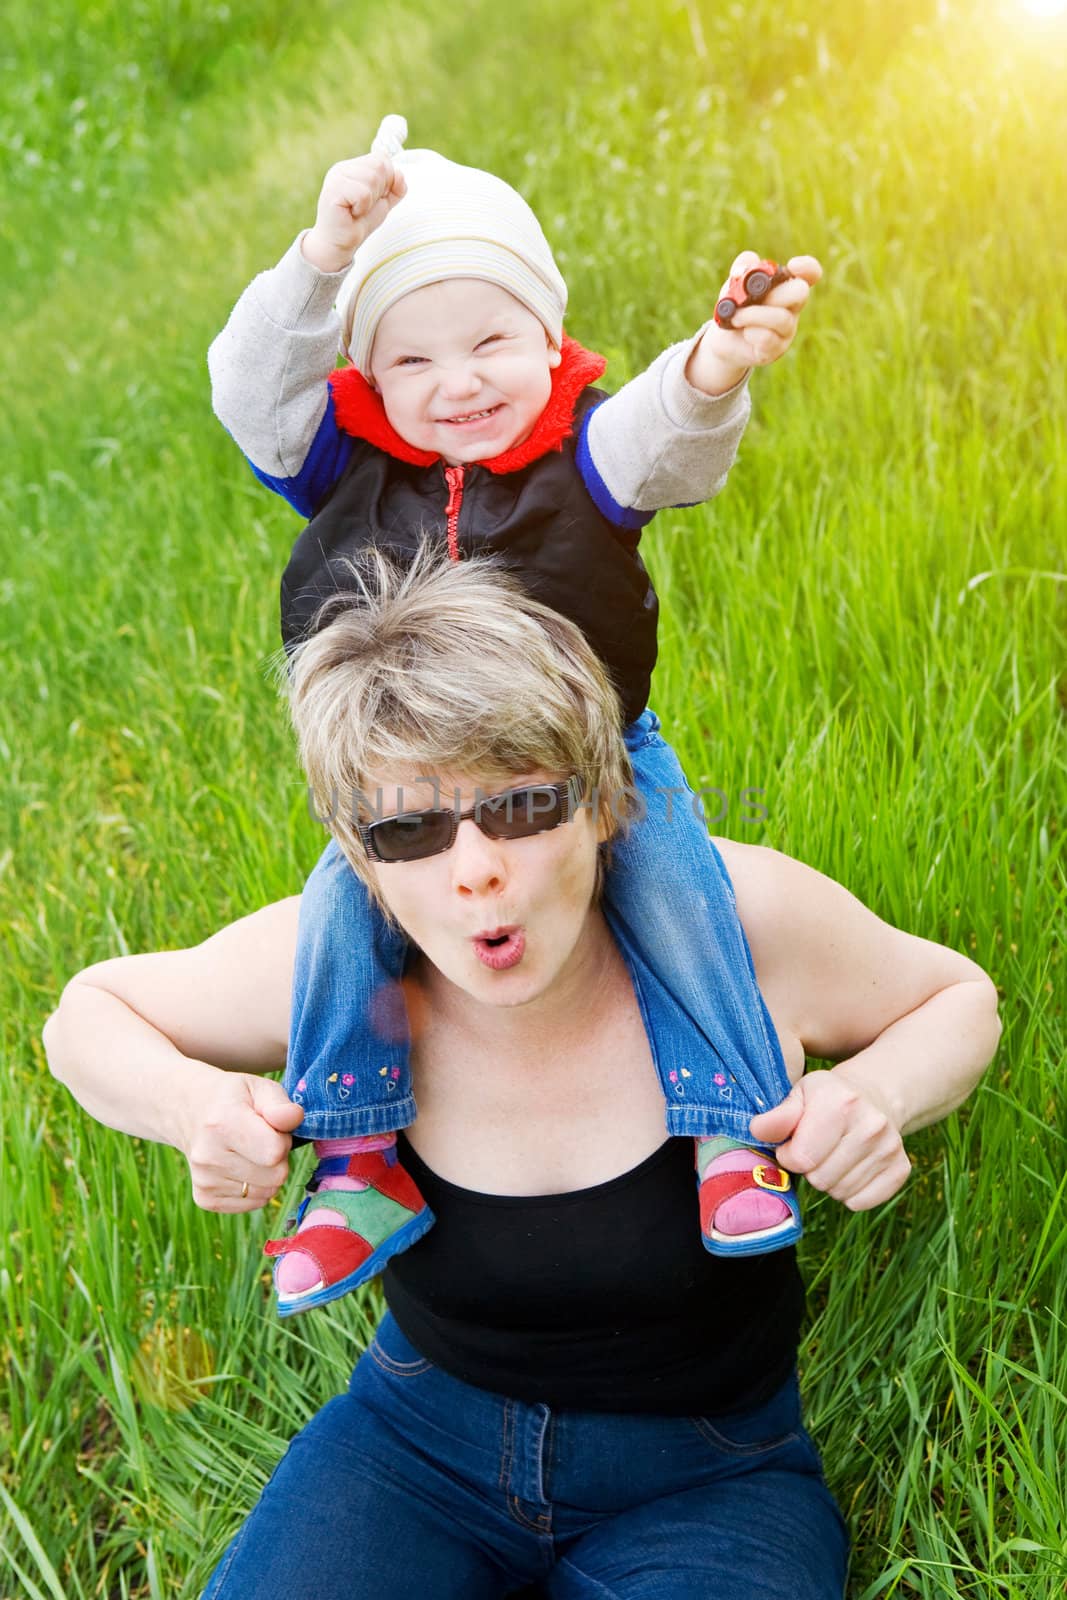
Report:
336,115,568,375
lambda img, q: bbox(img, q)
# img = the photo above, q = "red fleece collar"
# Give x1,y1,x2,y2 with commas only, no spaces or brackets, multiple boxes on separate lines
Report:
328,335,607,474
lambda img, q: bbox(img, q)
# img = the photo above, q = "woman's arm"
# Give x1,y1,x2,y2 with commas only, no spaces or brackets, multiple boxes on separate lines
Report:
42,897,304,1211
715,840,1002,1209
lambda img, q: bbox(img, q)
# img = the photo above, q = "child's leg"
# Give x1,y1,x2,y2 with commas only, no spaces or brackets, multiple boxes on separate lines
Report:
602,710,801,1257
266,841,433,1314
282,839,415,1140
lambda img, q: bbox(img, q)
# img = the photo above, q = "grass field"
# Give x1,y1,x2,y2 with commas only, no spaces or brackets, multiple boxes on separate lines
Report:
2,0,1065,1593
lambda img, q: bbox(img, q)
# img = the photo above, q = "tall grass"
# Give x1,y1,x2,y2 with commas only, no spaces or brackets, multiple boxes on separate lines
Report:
2,0,1064,1593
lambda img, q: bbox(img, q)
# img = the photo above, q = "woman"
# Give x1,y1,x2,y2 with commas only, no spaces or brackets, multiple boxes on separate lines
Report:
43,554,1001,1598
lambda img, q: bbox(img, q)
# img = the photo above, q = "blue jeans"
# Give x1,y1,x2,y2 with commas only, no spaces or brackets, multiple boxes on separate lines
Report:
285,710,793,1143
201,1312,849,1598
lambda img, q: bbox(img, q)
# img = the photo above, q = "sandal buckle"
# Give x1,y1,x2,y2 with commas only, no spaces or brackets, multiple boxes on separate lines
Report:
752,1163,790,1193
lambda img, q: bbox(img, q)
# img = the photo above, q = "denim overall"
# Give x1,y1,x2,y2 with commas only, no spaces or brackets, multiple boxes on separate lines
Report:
285,710,794,1144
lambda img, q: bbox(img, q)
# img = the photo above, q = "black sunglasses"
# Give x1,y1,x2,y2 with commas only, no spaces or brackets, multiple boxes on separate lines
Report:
359,775,586,864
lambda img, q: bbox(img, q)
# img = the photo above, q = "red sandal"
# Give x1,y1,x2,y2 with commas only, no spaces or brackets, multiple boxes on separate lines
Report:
264,1147,434,1317
696,1143,802,1258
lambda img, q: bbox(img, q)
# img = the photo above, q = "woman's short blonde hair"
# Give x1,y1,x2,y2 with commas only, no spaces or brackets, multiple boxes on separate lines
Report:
285,543,634,900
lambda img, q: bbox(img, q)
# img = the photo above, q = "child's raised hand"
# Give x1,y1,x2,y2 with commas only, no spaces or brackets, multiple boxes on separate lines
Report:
301,154,408,274
686,252,823,396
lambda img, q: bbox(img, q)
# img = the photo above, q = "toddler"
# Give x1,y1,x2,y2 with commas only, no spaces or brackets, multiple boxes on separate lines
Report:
209,114,820,1316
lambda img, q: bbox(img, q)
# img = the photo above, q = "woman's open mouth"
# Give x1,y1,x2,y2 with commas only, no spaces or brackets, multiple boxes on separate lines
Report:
472,926,526,970
440,404,503,428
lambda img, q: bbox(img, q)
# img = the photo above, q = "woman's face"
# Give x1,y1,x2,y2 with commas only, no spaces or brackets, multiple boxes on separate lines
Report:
363,768,603,1012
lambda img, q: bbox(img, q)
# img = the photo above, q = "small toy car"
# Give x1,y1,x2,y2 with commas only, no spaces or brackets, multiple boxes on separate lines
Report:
714,260,793,327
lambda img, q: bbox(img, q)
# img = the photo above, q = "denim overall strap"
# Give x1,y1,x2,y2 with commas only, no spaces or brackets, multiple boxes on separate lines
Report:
605,709,794,1139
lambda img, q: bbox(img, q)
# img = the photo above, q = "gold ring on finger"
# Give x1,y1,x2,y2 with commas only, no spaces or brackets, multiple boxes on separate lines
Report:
241,1180,249,1199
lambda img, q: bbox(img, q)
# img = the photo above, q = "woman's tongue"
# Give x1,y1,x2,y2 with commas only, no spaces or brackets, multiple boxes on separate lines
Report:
472,928,526,970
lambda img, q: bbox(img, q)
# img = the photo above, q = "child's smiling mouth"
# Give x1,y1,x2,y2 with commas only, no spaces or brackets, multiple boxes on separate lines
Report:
439,404,504,427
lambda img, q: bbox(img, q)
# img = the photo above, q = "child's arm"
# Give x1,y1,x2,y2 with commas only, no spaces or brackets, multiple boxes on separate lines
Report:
579,253,821,526
208,155,405,516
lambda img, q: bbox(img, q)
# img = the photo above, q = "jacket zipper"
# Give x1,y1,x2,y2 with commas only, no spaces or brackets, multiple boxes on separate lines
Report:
443,465,466,562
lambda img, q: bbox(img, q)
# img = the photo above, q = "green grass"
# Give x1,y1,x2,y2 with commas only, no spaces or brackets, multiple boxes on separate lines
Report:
2,0,1065,1592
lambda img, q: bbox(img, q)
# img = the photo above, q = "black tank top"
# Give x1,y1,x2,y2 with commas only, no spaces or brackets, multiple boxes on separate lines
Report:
382,1132,805,1415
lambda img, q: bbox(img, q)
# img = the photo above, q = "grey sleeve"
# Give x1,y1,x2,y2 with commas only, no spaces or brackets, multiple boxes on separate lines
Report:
585,323,751,512
207,232,351,477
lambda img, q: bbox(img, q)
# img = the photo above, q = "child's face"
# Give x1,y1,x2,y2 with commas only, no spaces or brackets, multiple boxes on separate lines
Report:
368,279,562,465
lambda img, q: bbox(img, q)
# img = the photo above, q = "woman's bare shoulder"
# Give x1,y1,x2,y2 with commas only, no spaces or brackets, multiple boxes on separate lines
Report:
710,837,990,1063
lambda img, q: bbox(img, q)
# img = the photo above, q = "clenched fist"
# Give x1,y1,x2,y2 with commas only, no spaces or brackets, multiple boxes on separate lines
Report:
181,1073,305,1213
301,154,408,275
749,1066,911,1213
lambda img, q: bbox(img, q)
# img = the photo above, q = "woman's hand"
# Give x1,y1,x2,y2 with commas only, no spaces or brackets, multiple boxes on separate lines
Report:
301,154,408,274
749,1067,911,1212
180,1073,305,1214
686,252,823,396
